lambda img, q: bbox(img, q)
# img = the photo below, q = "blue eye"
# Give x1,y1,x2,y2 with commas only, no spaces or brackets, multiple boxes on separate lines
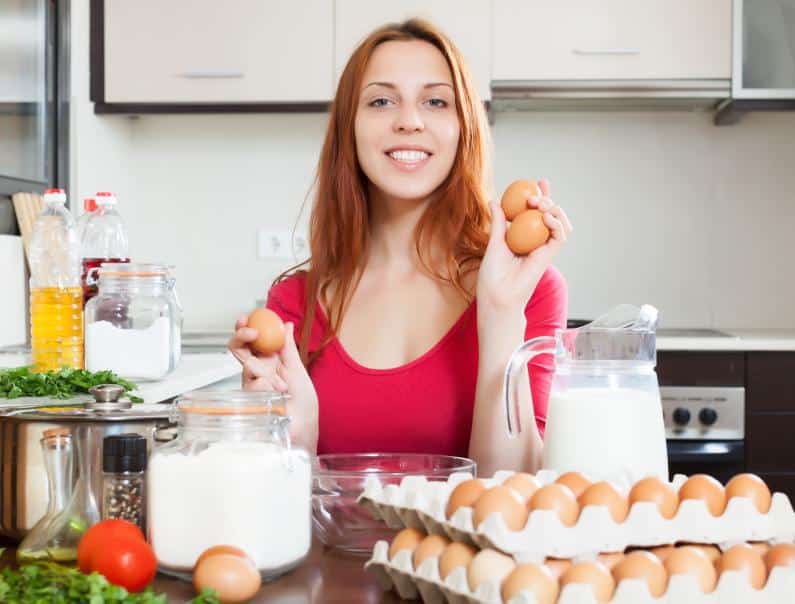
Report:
369,98,392,107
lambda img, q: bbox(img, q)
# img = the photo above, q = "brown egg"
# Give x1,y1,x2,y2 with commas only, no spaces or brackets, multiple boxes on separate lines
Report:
247,308,285,355
665,546,718,593
412,534,450,569
629,477,679,519
506,210,550,255
725,474,772,514
502,472,541,502
561,561,615,603
598,552,625,570
678,474,726,517
501,562,559,604
439,542,477,580
579,481,630,523
681,544,722,566
446,479,486,519
544,558,573,579
647,545,675,563
556,472,592,499
194,545,250,569
473,485,529,531
193,553,262,604
764,543,795,572
718,543,767,590
388,527,425,561
467,549,516,591
612,550,667,598
501,179,542,221
529,484,580,527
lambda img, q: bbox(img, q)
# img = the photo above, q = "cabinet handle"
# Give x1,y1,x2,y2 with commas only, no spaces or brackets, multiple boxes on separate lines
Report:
572,48,641,56
175,71,244,79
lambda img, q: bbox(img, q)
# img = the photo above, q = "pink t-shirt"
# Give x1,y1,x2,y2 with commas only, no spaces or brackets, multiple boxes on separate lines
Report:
266,267,567,456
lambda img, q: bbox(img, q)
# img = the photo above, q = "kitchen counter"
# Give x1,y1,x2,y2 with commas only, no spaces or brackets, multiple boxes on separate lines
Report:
0,538,398,603
657,329,795,352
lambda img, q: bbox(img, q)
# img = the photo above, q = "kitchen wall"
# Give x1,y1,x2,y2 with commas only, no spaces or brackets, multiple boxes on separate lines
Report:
70,4,795,332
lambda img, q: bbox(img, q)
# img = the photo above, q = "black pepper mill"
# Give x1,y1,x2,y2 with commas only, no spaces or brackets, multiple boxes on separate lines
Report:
102,433,147,532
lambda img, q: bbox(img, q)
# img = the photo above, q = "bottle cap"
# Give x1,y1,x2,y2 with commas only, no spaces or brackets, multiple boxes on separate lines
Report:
95,191,118,205
43,189,66,204
103,433,147,473
83,198,97,212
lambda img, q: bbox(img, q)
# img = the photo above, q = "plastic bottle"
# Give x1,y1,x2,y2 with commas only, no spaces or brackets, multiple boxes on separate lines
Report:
76,197,97,244
29,188,83,371
81,191,130,306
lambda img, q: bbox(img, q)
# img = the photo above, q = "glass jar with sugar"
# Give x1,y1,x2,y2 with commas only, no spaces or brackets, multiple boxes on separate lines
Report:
84,263,180,380
147,390,311,581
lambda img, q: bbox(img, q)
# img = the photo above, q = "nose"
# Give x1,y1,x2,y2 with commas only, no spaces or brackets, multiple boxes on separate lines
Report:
392,103,424,133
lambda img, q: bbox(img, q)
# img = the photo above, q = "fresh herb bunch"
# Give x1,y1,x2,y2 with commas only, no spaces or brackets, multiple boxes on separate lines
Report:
0,563,220,603
0,367,143,404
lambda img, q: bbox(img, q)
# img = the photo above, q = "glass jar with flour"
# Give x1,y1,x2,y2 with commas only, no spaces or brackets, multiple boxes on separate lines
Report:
147,390,311,581
84,263,180,380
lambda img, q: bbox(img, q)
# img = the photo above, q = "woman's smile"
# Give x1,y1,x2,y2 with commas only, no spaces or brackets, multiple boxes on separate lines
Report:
384,145,433,171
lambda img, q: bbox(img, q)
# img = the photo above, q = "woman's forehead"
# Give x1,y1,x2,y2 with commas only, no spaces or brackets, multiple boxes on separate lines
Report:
362,39,453,90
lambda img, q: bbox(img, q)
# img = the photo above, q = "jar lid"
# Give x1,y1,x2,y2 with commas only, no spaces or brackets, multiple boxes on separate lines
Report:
173,390,289,418
99,263,168,279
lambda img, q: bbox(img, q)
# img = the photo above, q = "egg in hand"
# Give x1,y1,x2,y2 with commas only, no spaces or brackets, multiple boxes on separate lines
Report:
247,308,286,355
500,179,550,255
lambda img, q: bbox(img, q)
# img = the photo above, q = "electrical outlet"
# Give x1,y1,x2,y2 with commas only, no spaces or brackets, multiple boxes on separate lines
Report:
257,229,309,261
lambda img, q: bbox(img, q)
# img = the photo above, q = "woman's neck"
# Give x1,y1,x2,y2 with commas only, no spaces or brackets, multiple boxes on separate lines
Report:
367,186,431,271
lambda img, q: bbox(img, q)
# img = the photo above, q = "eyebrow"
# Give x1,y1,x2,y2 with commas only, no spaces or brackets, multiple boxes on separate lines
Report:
363,81,453,91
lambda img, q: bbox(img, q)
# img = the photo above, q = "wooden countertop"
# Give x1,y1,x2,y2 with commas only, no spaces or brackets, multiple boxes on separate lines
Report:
0,538,401,603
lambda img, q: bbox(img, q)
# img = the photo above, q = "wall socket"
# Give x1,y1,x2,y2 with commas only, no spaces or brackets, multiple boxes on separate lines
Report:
257,229,309,261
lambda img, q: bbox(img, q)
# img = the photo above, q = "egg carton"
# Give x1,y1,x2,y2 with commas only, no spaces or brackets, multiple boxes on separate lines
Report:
358,470,795,559
365,539,795,604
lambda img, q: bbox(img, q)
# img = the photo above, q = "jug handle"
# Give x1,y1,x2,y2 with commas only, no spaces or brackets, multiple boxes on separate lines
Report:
504,336,557,437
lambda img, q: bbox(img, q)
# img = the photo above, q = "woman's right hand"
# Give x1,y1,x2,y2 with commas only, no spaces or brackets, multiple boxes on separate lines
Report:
228,316,319,452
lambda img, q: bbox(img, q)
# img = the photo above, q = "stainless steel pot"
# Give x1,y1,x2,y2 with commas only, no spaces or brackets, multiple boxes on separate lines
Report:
0,401,173,539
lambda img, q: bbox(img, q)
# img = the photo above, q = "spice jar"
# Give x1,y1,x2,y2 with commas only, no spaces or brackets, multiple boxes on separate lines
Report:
84,263,180,380
102,433,147,531
147,390,311,581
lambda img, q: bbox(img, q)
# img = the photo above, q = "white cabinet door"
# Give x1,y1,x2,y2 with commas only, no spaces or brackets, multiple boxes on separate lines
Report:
104,0,333,103
493,0,731,81
334,1,491,101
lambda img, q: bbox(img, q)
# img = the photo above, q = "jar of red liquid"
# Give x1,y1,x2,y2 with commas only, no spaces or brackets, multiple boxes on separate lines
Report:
80,191,130,306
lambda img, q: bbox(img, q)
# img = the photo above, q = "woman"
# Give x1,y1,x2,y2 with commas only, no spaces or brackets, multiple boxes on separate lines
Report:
228,19,572,476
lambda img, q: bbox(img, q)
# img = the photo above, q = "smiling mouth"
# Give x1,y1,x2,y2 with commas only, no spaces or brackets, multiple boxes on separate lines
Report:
386,149,431,165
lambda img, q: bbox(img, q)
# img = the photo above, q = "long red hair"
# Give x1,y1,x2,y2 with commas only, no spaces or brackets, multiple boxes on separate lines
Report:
276,18,493,366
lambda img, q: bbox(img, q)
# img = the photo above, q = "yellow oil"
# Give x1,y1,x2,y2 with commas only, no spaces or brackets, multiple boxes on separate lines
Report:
30,287,84,372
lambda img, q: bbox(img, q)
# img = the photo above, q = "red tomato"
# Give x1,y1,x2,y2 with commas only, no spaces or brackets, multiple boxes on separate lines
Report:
77,519,145,574
91,535,157,592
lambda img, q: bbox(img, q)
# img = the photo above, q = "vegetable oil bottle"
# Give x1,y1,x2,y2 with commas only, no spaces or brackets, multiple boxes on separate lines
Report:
29,188,84,371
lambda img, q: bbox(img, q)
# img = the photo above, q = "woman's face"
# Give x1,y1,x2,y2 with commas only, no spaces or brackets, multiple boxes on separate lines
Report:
355,40,460,205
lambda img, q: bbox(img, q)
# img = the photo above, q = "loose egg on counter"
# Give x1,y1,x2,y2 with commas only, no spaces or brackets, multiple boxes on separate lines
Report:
725,473,772,514
529,484,580,527
193,553,262,604
439,542,477,580
501,179,542,221
579,481,630,523
629,476,679,519
556,472,591,499
544,558,573,579
412,534,450,569
678,474,727,517
612,550,667,598
664,546,718,593
472,485,529,531
560,561,615,603
247,308,286,355
446,479,486,519
467,549,516,591
194,545,250,569
502,472,541,502
501,562,559,604
388,527,425,561
717,543,768,590
506,209,550,255
765,543,795,571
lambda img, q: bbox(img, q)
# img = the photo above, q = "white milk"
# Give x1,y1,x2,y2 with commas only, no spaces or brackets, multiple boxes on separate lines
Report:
542,387,669,484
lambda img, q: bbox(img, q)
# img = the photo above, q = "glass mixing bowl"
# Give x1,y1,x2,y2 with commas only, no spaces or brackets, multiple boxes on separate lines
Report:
312,453,476,554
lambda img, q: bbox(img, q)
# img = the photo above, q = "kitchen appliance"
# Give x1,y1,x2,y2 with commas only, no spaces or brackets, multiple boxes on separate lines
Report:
662,386,745,484
0,235,27,347
505,305,669,483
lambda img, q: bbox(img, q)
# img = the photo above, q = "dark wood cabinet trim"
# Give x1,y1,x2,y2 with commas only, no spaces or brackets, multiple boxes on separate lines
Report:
90,0,104,103
94,102,331,115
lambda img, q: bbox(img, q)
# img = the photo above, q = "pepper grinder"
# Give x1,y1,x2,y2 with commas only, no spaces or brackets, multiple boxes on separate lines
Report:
102,433,147,532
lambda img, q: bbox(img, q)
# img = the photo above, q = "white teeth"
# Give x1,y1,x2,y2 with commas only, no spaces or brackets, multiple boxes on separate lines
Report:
388,150,429,162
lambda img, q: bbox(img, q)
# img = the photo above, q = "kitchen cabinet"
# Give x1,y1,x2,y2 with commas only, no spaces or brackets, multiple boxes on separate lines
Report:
92,0,333,112
492,0,731,81
334,1,491,101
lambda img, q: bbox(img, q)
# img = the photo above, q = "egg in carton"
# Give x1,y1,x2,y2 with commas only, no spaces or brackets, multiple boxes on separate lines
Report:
360,469,795,559
366,531,795,604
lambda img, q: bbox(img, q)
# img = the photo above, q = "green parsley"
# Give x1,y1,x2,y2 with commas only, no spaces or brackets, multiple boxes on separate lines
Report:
0,367,143,404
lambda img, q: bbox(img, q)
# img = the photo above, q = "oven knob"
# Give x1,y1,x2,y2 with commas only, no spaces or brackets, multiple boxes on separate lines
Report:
672,408,691,426
699,408,718,426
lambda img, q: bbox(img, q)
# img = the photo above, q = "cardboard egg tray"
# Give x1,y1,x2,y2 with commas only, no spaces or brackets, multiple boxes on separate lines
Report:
364,539,795,604
357,470,795,558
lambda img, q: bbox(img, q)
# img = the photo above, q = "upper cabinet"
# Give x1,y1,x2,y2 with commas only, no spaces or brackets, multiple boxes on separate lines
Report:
493,0,731,82
331,1,491,101
94,0,333,109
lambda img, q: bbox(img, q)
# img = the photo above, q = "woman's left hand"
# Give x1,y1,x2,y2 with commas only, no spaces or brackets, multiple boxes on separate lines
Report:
476,179,573,313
